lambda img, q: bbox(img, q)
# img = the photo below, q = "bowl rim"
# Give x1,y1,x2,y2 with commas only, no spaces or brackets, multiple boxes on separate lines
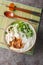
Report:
4,20,36,53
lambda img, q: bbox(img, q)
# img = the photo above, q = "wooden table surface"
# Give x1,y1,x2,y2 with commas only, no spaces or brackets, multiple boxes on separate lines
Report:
0,0,43,65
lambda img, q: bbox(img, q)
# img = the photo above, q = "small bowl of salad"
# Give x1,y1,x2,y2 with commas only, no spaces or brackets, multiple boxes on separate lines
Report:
4,20,36,53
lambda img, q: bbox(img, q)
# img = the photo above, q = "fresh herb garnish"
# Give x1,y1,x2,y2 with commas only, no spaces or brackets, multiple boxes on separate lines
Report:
8,26,13,31
18,21,33,37
5,31,7,34
10,21,33,38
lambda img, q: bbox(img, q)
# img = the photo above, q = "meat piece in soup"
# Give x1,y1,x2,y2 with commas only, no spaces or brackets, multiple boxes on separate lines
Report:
9,37,24,49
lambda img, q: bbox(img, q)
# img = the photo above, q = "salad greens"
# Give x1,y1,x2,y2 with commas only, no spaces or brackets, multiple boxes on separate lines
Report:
11,20,33,38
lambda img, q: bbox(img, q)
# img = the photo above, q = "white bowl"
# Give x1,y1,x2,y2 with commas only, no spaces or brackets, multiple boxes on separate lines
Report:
5,21,36,53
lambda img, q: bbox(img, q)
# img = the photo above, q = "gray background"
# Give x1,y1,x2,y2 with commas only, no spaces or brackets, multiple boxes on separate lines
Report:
0,0,43,65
